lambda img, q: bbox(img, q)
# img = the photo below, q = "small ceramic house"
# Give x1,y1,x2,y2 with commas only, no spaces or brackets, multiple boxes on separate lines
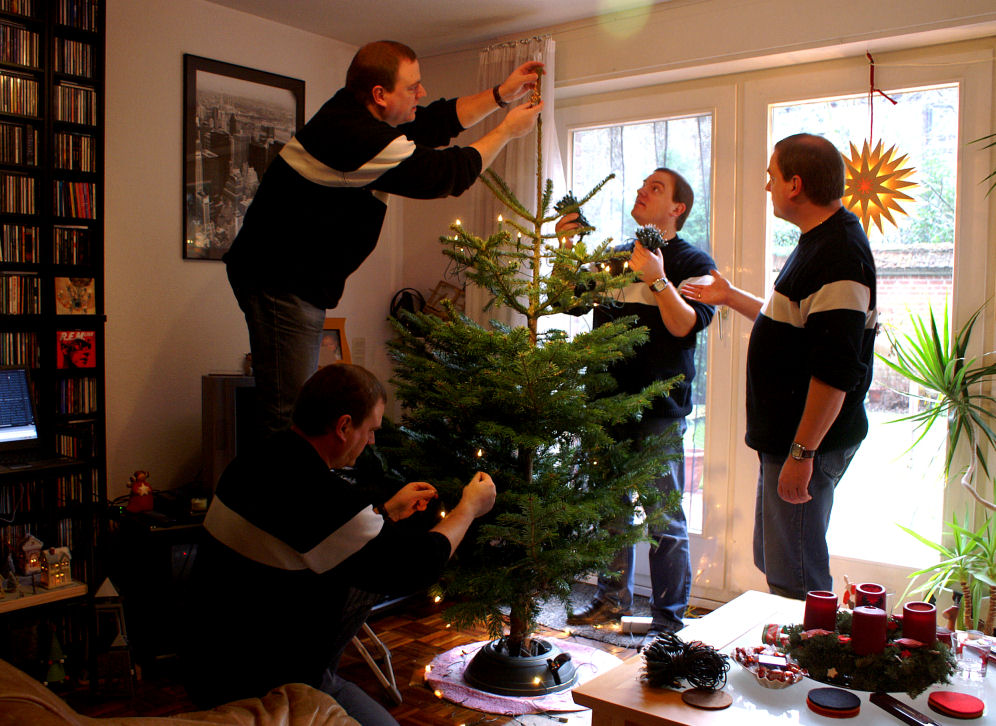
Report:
17,534,44,575
40,547,72,589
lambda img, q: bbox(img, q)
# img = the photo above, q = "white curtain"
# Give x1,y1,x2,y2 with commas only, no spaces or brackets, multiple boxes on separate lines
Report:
467,36,564,327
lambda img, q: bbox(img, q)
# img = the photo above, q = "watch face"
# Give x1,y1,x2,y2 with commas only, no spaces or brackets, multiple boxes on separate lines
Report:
790,443,814,459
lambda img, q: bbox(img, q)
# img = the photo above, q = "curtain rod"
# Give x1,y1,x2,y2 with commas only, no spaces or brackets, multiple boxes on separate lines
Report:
481,34,552,53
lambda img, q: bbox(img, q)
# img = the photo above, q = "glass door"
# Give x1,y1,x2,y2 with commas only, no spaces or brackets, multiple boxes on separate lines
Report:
557,85,737,605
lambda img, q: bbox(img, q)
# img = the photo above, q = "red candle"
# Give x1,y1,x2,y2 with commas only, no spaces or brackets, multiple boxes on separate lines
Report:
855,582,886,610
804,590,838,631
902,601,937,646
851,606,887,655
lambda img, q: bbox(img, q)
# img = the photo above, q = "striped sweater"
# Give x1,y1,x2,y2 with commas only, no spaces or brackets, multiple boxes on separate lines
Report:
181,430,450,706
223,89,482,309
745,207,877,456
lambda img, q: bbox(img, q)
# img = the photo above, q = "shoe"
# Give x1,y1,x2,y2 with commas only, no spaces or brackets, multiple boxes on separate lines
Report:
566,600,631,626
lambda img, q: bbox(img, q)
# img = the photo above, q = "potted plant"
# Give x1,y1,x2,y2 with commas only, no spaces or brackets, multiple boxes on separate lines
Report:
879,301,996,632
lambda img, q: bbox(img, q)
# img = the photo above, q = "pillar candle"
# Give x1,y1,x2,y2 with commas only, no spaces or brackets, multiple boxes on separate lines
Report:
902,601,937,646
804,590,839,631
855,582,887,610
851,606,887,655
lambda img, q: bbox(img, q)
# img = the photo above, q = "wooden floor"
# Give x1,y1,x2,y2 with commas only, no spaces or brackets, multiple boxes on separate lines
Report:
65,598,638,724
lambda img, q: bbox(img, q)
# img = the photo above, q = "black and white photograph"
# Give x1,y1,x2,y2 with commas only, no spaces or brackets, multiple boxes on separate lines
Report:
182,55,304,260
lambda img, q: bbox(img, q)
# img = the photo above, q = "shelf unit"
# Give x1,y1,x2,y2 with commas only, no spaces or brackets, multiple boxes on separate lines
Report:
0,0,104,681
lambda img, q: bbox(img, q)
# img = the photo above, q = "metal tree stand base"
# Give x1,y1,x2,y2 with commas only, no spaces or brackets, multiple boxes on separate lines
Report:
463,638,578,696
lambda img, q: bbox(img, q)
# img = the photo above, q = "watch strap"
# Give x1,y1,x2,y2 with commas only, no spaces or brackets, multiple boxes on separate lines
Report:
492,84,508,108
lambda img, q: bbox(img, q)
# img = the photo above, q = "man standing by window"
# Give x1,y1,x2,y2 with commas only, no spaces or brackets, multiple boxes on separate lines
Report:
557,168,716,635
682,133,877,599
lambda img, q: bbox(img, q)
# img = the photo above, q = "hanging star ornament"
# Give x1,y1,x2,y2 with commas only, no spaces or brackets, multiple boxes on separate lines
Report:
842,139,917,234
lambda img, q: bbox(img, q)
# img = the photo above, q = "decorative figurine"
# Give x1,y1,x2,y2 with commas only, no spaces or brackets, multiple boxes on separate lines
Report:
40,547,72,589
126,470,154,513
17,533,44,575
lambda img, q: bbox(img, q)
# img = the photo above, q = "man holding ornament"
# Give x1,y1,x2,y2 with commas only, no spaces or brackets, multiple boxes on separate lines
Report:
680,133,877,600
181,363,496,725
224,40,544,437
555,168,716,636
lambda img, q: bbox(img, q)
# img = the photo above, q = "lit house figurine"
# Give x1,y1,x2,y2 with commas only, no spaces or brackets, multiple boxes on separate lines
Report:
17,533,44,575
41,547,72,589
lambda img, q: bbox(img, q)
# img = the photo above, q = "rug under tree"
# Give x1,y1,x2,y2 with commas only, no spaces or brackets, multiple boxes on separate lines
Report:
532,582,709,649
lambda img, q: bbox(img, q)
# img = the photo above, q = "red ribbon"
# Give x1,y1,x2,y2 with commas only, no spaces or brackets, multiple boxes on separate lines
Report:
867,52,898,140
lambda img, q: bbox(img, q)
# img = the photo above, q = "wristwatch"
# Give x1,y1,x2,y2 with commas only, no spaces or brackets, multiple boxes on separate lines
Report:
649,277,669,293
492,84,508,108
789,442,816,461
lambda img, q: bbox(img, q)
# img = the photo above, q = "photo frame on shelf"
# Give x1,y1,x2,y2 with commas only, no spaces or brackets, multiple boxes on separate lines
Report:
182,54,304,261
319,318,351,366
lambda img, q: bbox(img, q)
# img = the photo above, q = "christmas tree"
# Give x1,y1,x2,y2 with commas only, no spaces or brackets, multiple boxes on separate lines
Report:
387,79,682,674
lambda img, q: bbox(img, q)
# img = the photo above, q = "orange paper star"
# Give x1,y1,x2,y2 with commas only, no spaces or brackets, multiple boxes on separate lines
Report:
842,139,917,233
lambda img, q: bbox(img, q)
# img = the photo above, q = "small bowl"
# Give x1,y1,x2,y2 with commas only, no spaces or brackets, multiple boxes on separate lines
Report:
733,645,806,689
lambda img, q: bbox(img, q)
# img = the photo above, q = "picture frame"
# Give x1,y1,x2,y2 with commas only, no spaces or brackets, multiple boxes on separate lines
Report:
319,318,351,366
424,280,465,319
182,54,305,260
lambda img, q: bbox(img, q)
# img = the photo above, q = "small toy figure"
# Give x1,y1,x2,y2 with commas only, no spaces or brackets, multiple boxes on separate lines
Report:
126,470,154,513
1,553,18,596
841,576,856,610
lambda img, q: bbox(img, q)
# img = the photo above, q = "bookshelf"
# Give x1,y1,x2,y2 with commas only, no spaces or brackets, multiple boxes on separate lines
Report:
0,0,104,681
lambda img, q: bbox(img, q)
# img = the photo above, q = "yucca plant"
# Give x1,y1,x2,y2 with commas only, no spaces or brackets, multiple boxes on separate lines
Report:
879,301,996,631
960,517,996,634
877,301,996,509
899,513,981,631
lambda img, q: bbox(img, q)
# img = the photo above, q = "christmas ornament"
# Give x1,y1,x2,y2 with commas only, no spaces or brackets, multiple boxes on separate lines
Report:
126,470,154,513
841,53,917,234
842,139,916,234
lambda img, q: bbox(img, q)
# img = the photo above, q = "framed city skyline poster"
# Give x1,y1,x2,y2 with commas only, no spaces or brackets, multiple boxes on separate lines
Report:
183,54,304,260
319,317,351,366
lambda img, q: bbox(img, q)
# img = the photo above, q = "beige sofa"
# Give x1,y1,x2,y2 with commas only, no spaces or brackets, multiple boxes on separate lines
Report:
0,659,359,726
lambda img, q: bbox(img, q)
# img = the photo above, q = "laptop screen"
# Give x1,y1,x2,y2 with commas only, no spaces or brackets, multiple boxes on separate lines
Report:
0,367,40,451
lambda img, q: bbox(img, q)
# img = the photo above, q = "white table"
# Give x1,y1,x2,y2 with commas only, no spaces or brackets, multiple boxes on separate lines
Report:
572,589,992,725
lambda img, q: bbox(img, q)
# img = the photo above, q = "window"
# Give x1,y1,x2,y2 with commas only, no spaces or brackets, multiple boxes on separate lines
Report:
568,113,714,533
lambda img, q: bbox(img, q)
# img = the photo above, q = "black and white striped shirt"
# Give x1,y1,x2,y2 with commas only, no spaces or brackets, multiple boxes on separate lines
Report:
745,207,877,455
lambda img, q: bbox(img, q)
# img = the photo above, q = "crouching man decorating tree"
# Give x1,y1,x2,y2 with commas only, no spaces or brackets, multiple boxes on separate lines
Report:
181,363,496,726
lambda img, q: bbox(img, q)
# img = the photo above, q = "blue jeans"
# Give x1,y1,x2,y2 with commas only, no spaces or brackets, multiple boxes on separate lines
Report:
228,268,325,436
597,417,690,632
753,445,859,600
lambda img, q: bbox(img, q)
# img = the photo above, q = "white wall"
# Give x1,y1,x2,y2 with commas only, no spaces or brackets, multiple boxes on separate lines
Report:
104,0,400,496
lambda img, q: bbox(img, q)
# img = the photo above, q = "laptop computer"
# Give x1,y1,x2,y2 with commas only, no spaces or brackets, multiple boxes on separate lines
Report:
0,366,74,473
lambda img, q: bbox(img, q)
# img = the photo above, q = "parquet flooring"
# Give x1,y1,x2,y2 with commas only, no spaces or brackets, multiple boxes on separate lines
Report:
337,598,637,725
64,597,637,724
